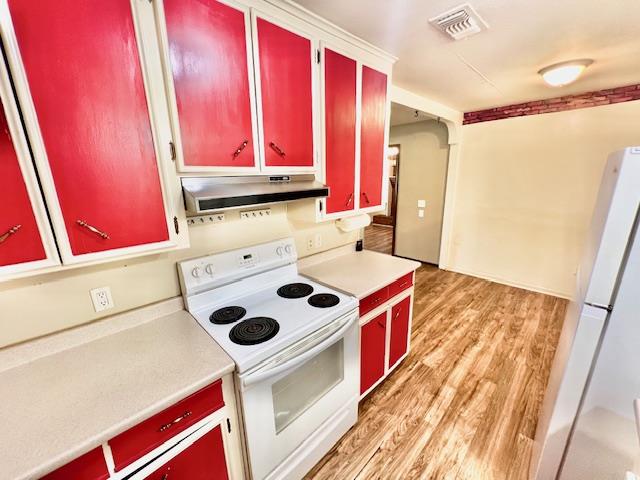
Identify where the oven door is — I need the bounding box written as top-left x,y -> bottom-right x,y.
238,309 -> 359,480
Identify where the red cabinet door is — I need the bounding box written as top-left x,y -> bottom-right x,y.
324,48 -> 357,214
360,312 -> 387,395
359,66 -> 388,209
164,0 -> 256,169
148,425 -> 229,480
9,0 -> 169,257
41,447 -> 109,480
389,296 -> 411,368
0,104 -> 46,268
256,17 -> 314,168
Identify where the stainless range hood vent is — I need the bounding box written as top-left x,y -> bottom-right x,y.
182,175 -> 328,214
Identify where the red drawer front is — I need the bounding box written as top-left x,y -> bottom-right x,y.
109,380 -> 224,471
389,296 -> 411,367
148,425 -> 229,480
360,312 -> 387,395
388,272 -> 414,299
41,447 -> 108,480
359,286 -> 389,316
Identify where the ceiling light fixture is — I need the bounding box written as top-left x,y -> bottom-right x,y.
538,59 -> 593,87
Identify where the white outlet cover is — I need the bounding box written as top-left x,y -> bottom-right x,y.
314,233 -> 322,248
90,286 -> 114,313
418,209 -> 425,218
417,199 -> 426,208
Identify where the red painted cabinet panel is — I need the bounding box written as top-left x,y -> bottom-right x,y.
148,425 -> 229,480
0,104 -> 46,268
360,312 -> 387,395
164,0 -> 255,168
110,380 -> 224,471
389,296 -> 411,368
256,18 -> 314,168
41,447 -> 109,480
359,66 -> 387,208
9,0 -> 169,256
324,48 -> 357,214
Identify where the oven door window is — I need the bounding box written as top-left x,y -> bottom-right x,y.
272,339 -> 344,434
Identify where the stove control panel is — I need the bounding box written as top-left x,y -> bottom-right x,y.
178,237 -> 298,296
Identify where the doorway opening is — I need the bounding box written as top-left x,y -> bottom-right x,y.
364,102 -> 450,265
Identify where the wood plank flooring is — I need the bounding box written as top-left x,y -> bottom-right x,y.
364,224 -> 394,255
306,226 -> 567,480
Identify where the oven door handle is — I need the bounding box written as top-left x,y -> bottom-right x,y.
242,313 -> 356,388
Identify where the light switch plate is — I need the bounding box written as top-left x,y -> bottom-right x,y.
417,199 -> 426,208
418,209 -> 425,218
90,286 -> 114,312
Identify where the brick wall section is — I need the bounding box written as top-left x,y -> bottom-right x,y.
463,84 -> 640,124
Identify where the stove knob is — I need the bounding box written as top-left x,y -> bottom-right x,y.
284,244 -> 293,255
276,246 -> 284,257
191,266 -> 202,278
204,264 -> 214,275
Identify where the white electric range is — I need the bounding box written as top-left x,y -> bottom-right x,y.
178,238 -> 359,480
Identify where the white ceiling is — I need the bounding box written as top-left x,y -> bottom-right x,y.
296,0 -> 640,112
390,103 -> 435,126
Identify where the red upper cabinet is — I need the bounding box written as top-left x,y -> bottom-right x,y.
161,0 -> 258,171
323,48 -> 357,215
6,0 -> 171,261
254,16 -> 315,170
0,53 -> 57,278
0,106 -> 46,269
359,65 -> 388,209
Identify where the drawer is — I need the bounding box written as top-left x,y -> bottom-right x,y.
359,285 -> 389,316
109,379 -> 224,471
388,272 -> 413,299
41,447 -> 109,480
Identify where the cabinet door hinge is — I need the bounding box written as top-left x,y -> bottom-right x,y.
173,216 -> 179,235
316,49 -> 321,64
169,141 -> 177,161
226,418 -> 232,433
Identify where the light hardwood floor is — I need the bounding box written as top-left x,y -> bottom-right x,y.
306,226 -> 567,480
363,224 -> 394,255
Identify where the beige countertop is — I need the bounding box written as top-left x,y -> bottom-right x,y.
300,247 -> 421,299
0,300 -> 234,480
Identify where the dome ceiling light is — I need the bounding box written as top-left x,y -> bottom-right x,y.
538,59 -> 593,87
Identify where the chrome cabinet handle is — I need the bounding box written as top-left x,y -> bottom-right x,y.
159,411 -> 192,432
76,220 -> 109,239
0,224 -> 21,244
269,142 -> 286,157
362,192 -> 371,204
393,308 -> 401,321
232,139 -> 249,158
346,193 -> 353,207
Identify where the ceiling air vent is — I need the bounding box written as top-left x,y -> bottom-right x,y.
429,3 -> 488,40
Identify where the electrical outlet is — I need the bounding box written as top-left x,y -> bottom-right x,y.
307,238 -> 314,250
314,233 -> 322,248
90,286 -> 114,313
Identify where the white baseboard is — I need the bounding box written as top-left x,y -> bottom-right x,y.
442,264 -> 573,300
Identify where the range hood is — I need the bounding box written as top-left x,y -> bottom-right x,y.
182,175 -> 329,214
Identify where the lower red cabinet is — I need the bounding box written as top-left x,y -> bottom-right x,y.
360,312 -> 387,395
389,296 -> 411,367
148,425 -> 229,480
40,447 -> 109,480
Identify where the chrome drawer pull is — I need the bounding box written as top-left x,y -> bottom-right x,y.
77,220 -> 109,239
0,224 -> 21,244
159,410 -> 192,432
232,139 -> 249,158
269,142 -> 286,157
346,193 -> 353,206
362,192 -> 371,204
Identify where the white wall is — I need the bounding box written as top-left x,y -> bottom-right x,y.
0,202 -> 356,348
447,100 -> 640,298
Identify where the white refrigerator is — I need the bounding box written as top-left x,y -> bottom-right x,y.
532,146 -> 640,480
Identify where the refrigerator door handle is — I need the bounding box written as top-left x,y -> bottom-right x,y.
585,301 -> 613,312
